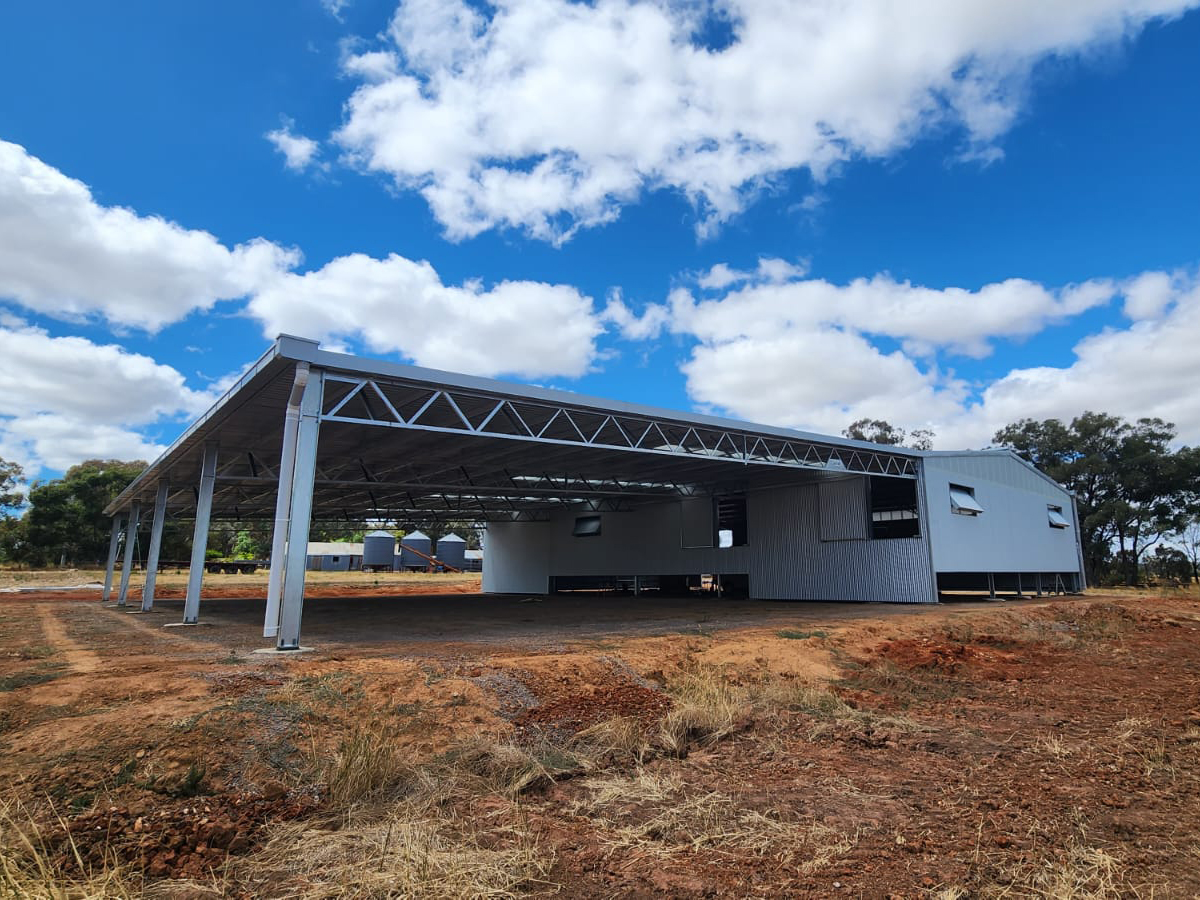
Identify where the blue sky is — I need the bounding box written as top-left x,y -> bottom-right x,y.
1,0 -> 1199,480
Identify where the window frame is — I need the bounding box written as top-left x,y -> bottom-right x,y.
1047,505 -> 1071,529
949,484 -> 984,516
572,514 -> 603,537
714,495 -> 748,548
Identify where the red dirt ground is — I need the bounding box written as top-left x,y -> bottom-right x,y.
1,583 -> 1198,896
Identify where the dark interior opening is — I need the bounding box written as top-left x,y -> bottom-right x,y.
715,495 -> 748,547
870,476 -> 920,539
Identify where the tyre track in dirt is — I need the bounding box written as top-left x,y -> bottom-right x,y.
95,603 -> 215,653
36,602 -> 101,675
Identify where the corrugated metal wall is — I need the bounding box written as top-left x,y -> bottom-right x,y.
922,454 -> 1082,575
750,483 -> 934,603
818,477 -> 870,541
484,480 -> 936,603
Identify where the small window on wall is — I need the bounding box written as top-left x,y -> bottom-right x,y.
573,515 -> 602,537
870,476 -> 920,539
949,484 -> 984,516
715,496 -> 747,548
331,556 -> 340,563
1048,505 -> 1071,528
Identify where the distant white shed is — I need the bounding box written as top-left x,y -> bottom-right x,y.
305,541 -> 363,572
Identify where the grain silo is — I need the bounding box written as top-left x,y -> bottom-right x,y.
399,530 -> 432,569
435,533 -> 467,570
362,530 -> 397,571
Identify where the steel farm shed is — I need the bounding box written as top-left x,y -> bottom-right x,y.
102,336 -> 1084,651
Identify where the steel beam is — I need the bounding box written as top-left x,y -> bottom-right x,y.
101,516 -> 124,602
317,375 -> 918,480
116,502 -> 142,607
182,443 -> 219,625
141,481 -> 170,611
276,371 -> 323,650
265,362 -> 309,638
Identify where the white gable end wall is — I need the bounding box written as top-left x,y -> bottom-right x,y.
922,454 -> 1081,575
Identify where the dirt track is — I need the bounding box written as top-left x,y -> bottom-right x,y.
1,582 -> 1198,896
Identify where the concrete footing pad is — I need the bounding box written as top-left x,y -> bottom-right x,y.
252,646 -> 316,655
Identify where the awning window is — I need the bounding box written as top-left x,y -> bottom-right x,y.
1048,506 -> 1071,528
949,485 -> 984,515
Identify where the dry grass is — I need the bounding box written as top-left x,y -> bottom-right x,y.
234,807 -> 553,899
1034,733 -> 1073,759
1112,718 -> 1176,780
0,798 -> 139,899
436,737 -> 567,796
571,775 -> 856,870
571,715 -> 651,766
748,673 -> 853,718
231,733 -> 561,897
656,664 -> 749,757
569,771 -> 683,813
320,724 -> 418,806
983,839 -> 1139,899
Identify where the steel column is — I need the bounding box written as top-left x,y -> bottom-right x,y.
182,443 -> 219,624
276,371 -> 323,650
116,502 -> 142,607
102,516 -> 124,602
264,362 -> 309,638
141,481 -> 170,611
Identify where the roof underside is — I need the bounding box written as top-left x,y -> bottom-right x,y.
107,337 -> 921,524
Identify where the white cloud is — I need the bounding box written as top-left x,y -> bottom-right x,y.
246,252 -> 604,378
667,267 -> 1200,448
601,289 -> 671,341
683,328 -> 968,438
322,0 -> 350,22
696,257 -> 809,291
0,140 -> 299,330
670,274 -> 1116,359
265,119 -> 325,172
0,324 -> 214,472
333,0 -> 1197,241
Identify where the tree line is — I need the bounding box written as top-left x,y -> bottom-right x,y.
0,459 -> 479,568
3,411 -> 1198,585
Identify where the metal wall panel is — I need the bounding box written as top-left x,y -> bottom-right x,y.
679,496 -> 714,548
482,522 -> 551,594
486,482 -> 936,603
818,477 -> 870,541
749,484 -> 934,603
921,454 -> 1082,574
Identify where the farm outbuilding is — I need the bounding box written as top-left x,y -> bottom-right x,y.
304,542 -> 363,572
102,336 -> 1084,650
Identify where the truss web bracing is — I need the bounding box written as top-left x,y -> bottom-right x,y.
317,373 -> 917,481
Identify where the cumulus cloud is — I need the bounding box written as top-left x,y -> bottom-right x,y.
0,140 -> 299,330
683,328 -> 969,437
667,267 -> 1200,447
671,274 -> 1115,359
696,257 -> 809,291
266,119 -> 325,172
333,0 -> 1197,241
246,252 -> 604,378
0,324 -> 215,472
